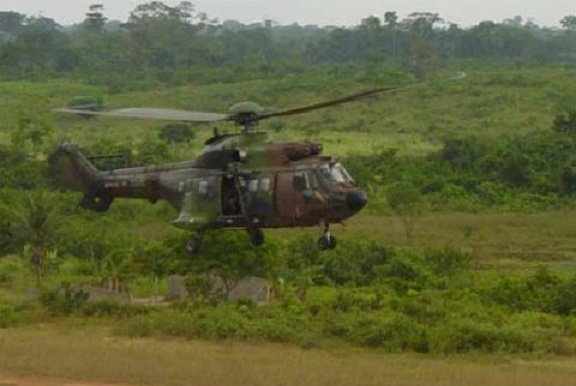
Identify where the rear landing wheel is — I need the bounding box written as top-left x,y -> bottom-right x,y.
185,232 -> 204,255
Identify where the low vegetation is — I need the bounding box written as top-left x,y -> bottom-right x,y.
2,7 -> 576,385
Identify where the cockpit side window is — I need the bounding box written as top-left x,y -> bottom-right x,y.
318,163 -> 353,184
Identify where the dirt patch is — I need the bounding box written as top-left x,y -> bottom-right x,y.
0,374 -> 132,386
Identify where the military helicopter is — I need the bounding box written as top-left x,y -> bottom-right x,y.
52,73 -> 465,253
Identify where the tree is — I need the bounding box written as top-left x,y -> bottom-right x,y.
384,11 -> 399,59
166,231 -> 280,297
0,208 -> 14,255
82,4 -> 107,33
11,95 -> 55,155
0,11 -> 25,39
58,219 -> 139,291
403,12 -> 443,78
7,192 -> 61,285
126,1 -> 204,70
387,184 -> 423,243
1,16 -> 66,77
136,240 -> 175,301
384,11 -> 398,27
360,16 -> 381,30
560,15 -> 576,30
158,123 -> 196,145
101,245 -> 135,292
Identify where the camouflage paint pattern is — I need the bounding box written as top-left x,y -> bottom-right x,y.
51,133 -> 367,231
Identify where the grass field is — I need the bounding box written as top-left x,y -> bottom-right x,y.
1,325 -> 576,386
238,209 -> 576,268
2,67 -> 575,158
3,67 -> 576,384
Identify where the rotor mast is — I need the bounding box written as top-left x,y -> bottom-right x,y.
228,102 -> 265,134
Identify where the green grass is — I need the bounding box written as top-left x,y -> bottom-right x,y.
1,66 -> 575,158
271,209 -> 576,266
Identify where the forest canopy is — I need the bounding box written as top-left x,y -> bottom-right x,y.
0,3 -> 575,89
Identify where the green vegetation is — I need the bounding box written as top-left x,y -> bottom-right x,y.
2,2 -> 576,364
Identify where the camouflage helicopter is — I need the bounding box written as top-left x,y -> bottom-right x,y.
52,73 -> 464,253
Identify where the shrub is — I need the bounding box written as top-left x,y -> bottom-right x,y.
81,300 -> 148,318
430,318 -> 539,354
0,256 -> 26,286
423,246 -> 474,275
158,123 -> 196,144
353,312 -> 429,353
552,109 -> 576,135
39,286 -> 90,316
0,303 -> 19,328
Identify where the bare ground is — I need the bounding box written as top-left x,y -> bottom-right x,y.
0,374 -> 130,386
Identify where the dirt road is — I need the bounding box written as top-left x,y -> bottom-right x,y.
0,374 -> 131,386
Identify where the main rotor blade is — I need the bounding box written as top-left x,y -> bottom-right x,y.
257,72 -> 467,121
54,107 -> 228,122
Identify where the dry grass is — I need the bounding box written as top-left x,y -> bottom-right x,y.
1,325 -> 576,386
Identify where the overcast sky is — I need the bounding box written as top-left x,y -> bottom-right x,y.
1,0 -> 574,28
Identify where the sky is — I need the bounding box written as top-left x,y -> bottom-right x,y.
1,0 -> 574,28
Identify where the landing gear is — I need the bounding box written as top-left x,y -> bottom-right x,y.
248,227 -> 264,246
185,231 -> 204,255
317,222 -> 337,251
80,193 -> 114,212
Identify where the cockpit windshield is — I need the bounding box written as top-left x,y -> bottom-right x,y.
317,163 -> 354,185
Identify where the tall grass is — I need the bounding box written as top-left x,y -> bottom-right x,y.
1,326 -> 575,386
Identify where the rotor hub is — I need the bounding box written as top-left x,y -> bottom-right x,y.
229,102 -> 265,132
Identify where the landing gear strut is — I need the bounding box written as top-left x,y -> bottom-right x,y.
80,193 -> 114,212
248,227 -> 264,246
317,222 -> 336,251
185,231 -> 204,255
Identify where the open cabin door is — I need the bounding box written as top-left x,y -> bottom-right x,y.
220,173 -> 276,219
242,173 -> 275,218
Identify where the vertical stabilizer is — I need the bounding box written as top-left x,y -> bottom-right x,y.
48,143 -> 99,191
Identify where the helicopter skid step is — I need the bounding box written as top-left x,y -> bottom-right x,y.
170,216 -> 209,230
215,215 -> 251,228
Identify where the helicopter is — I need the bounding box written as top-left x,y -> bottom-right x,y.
51,73 -> 465,254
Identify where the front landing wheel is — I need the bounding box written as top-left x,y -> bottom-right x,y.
317,235 -> 337,251
248,228 -> 264,246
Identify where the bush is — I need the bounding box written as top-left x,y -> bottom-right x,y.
66,95 -> 103,111
0,303 -> 19,328
39,286 -> 90,316
423,246 -> 474,275
158,123 -> 196,144
81,300 -> 148,318
430,318 -> 539,354
0,256 -> 26,286
354,312 -> 429,352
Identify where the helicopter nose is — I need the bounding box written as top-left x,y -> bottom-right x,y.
346,189 -> 367,211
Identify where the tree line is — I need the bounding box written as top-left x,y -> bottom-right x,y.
0,2 -> 575,90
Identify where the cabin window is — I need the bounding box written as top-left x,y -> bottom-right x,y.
259,178 -> 271,192
248,179 -> 259,192
198,180 -> 208,195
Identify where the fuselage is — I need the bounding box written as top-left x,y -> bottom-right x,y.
53,133 -> 367,230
